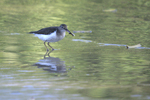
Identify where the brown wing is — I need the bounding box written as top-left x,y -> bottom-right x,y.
29,27 -> 58,35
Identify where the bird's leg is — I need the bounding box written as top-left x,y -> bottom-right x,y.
47,42 -> 54,50
44,41 -> 49,51
47,49 -> 54,57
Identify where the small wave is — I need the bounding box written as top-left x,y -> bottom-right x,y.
72,39 -> 92,43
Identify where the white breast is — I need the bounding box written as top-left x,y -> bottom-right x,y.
34,31 -> 66,42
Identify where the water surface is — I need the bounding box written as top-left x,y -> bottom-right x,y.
0,0 -> 150,100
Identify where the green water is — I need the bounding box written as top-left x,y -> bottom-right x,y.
0,0 -> 150,100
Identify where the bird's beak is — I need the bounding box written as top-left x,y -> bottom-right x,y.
69,32 -> 75,36
65,29 -> 75,36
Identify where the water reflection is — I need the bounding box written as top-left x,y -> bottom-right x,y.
34,51 -> 67,73
0,0 -> 150,99
44,49 -> 54,58
99,43 -> 150,49
72,39 -> 150,49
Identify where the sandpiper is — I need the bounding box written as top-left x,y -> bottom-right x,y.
29,24 -> 75,51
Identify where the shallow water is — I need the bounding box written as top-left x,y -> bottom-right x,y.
0,0 -> 150,100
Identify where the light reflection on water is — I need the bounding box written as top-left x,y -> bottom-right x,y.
73,38 -> 150,49
0,0 -> 150,100
0,33 -> 150,100
0,82 -> 92,100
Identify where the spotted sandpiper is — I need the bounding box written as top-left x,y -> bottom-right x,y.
29,24 -> 75,51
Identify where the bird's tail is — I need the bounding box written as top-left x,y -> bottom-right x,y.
28,31 -> 36,34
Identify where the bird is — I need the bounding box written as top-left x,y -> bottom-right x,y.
29,24 -> 75,51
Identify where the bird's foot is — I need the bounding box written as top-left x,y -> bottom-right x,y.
47,49 -> 50,51
52,48 -> 55,51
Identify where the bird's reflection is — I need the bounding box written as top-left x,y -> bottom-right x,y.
44,49 -> 54,58
34,50 -> 67,73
